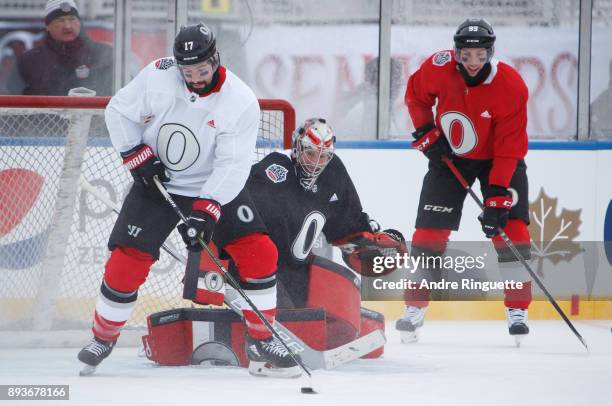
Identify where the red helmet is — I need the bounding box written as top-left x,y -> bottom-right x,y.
291,118 -> 335,190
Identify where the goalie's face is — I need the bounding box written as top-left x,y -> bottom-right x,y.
293,119 -> 335,190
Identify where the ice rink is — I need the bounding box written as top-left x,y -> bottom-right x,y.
1,320 -> 610,406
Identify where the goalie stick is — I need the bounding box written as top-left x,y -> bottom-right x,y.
79,175 -> 386,370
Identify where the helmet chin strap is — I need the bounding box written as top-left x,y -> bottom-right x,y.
456,62 -> 491,87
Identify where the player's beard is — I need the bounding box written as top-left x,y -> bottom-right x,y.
185,70 -> 219,95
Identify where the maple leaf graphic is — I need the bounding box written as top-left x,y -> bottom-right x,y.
529,188 -> 583,276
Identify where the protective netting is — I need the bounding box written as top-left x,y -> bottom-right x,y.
0,99 -> 293,332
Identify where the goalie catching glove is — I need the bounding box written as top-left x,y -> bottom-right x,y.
335,229 -> 407,276
177,198 -> 221,250
121,143 -> 169,189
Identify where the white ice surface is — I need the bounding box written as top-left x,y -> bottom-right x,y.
1,320 -> 610,406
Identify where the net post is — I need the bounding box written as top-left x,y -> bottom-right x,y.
31,88 -> 97,330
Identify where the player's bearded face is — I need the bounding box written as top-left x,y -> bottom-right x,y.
458,48 -> 488,77
179,61 -> 215,89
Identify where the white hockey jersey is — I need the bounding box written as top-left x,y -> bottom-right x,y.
105,58 -> 260,205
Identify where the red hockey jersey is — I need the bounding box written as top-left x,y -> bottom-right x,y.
405,50 -> 529,188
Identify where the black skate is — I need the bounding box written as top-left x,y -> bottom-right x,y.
505,307 -> 529,347
78,336 -> 116,376
395,306 -> 427,343
245,334 -> 301,378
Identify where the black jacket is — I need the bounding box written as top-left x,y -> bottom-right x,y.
8,32 -> 113,96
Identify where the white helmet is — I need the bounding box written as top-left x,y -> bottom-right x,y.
291,118 -> 335,190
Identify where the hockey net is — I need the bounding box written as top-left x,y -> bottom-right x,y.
0,95 -> 294,343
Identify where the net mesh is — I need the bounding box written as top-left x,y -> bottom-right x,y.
0,99 -> 293,332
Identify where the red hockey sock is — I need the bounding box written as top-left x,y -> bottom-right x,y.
92,310 -> 126,342
504,281 -> 532,309
243,308 -> 276,340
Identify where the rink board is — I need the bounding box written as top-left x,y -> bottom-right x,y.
2,141 -> 612,321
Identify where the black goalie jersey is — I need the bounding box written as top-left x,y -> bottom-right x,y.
213,150 -> 371,273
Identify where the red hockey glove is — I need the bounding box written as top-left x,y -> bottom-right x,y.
177,198 -> 221,250
121,143 -> 169,189
479,185 -> 512,238
411,123 -> 453,163
336,229 -> 407,276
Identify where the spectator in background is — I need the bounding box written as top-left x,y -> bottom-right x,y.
591,60 -> 612,139
337,57 -> 407,140
7,0 -> 113,96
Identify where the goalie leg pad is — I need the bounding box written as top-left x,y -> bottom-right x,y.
307,255 -> 361,348
359,307 -> 385,359
142,308 -> 242,366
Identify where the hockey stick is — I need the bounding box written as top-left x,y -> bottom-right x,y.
151,177 -> 317,387
441,156 -> 588,350
79,175 -> 386,370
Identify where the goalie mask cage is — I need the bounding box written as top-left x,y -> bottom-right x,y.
0,95 -> 294,343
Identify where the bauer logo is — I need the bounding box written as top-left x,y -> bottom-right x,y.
0,168 -> 49,269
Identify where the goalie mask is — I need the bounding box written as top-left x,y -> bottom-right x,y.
291,118 -> 336,191
173,22 -> 220,94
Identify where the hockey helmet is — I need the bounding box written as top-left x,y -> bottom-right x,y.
173,22 -> 219,67
453,18 -> 496,63
291,118 -> 336,190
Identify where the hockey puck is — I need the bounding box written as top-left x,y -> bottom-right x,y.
301,387 -> 316,394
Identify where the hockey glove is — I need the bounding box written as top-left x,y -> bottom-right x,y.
479,185 -> 513,238
411,123 -> 453,163
336,229 -> 407,276
177,198 -> 221,251
121,143 -> 169,189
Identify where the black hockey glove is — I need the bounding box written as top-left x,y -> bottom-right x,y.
121,143 -> 169,189
411,123 -> 453,163
177,198 -> 221,250
479,185 -> 513,238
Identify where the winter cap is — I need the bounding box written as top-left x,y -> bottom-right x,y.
45,0 -> 79,25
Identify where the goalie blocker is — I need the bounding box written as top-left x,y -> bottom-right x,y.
143,255 -> 384,366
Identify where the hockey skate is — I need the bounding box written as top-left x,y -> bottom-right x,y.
395,306 -> 427,343
245,334 -> 302,378
77,336 -> 116,376
505,307 -> 529,347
